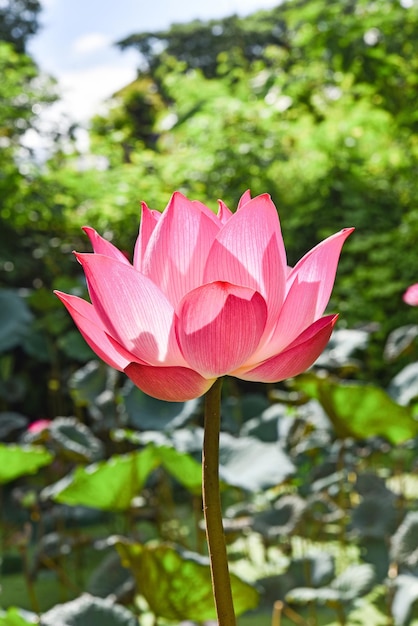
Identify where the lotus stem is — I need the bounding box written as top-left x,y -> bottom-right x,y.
202,377 -> 236,626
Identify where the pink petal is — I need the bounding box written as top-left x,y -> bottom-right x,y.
176,281 -> 268,378
237,314 -> 338,382
133,203 -> 161,271
125,362 -> 214,401
287,228 -> 354,318
217,200 -> 233,225
237,189 -> 252,209
54,291 -> 131,370
75,254 -> 184,366
253,277 -> 321,361
403,283 -> 418,306
204,194 -> 287,331
82,227 -> 130,264
141,192 -> 220,306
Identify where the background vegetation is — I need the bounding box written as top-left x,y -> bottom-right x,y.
2,0 -> 418,624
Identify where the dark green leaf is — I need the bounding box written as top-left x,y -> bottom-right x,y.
384,325 -> 418,362
391,574 -> 418,626
0,289 -> 33,353
49,417 -> 105,462
391,511 -> 418,568
41,594 -> 137,626
122,380 -> 199,431
389,363 -> 418,406
0,411 -> 28,439
219,433 -> 295,491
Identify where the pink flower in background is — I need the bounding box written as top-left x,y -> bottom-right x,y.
403,283 -> 418,307
28,419 -> 51,433
55,192 -> 353,401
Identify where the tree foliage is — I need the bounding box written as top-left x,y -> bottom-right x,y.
75,0 -> 418,340
0,0 -> 41,52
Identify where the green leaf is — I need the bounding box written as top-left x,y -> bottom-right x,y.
0,289 -> 33,353
331,564 -> 375,601
0,608 -> 37,625
389,363 -> 418,406
391,575 -> 418,626
351,495 -> 398,539
41,594 -> 137,626
294,374 -> 418,444
58,330 -> 96,362
122,381 -> 199,431
252,495 -> 306,539
286,564 -> 375,607
69,361 -> 116,407
219,433 -> 295,491
157,445 -> 203,495
87,551 -> 134,600
391,511 -> 418,568
384,325 -> 418,362
115,540 -> 259,621
43,447 -> 159,511
0,411 -> 28,438
49,417 -> 105,463
0,443 -> 53,484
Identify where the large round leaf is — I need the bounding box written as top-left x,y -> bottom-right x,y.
49,417 -> 104,462
389,362 -> 418,406
391,511 -> 418,568
41,594 -> 137,626
294,373 -> 418,444
0,289 -> 33,353
0,412 -> 28,439
391,575 -> 418,626
122,380 -> 199,431
0,443 -> 53,484
219,433 -> 295,491
115,540 -> 259,621
42,447 -> 159,511
43,444 -> 204,510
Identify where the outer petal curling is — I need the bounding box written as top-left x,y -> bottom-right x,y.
125,362 -> 214,402
133,202 -> 161,271
82,227 -> 130,264
54,291 -> 131,371
237,189 -> 252,209
141,192 -> 220,306
287,228 -> 354,317
217,200 -> 233,225
237,314 -> 338,382
204,194 -> 287,332
176,281 -> 268,378
75,253 -> 184,366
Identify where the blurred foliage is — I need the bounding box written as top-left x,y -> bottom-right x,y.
0,0 -> 41,53
52,0 -> 418,346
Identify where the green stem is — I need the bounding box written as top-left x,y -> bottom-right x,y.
202,378 -> 236,626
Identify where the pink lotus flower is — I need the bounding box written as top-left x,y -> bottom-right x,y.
403,283 -> 418,306
55,192 -> 353,401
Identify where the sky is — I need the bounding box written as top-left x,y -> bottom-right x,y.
28,0 -> 280,125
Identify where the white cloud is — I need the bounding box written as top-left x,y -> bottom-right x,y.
57,62 -> 137,120
72,32 -> 112,56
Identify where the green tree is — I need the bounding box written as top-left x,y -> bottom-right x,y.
0,0 -> 41,52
